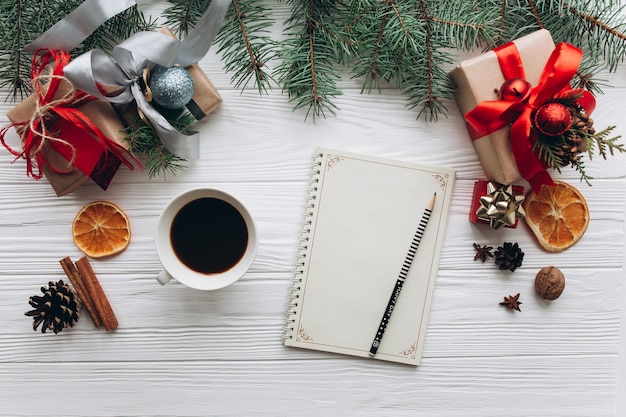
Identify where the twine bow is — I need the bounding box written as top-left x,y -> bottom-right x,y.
464,41 -> 596,193
0,49 -> 135,180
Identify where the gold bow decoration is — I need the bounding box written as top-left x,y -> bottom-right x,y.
476,182 -> 526,229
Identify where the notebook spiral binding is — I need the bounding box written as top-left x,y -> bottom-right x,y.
282,152 -> 324,340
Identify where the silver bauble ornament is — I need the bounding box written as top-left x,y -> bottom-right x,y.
149,66 -> 194,109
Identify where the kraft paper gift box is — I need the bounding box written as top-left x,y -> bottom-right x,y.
7,77 -> 130,196
449,29 -> 556,186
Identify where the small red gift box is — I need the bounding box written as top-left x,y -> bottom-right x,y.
4,51 -> 134,196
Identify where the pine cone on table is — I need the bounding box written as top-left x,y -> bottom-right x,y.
494,242 -> 524,272
25,280 -> 80,334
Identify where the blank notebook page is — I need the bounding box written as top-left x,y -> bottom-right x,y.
284,148 -> 455,365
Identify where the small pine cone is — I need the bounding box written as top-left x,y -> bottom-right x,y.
552,107 -> 593,167
572,110 -> 594,145
494,242 -> 524,272
25,280 -> 80,334
558,133 -> 585,166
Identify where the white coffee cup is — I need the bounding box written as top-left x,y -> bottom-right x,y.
155,188 -> 257,290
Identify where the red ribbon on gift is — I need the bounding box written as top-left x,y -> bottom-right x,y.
1,49 -> 137,181
464,41 -> 596,193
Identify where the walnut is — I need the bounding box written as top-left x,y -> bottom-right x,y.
535,266 -> 565,300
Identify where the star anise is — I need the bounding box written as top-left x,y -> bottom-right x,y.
473,243 -> 493,262
499,293 -> 522,312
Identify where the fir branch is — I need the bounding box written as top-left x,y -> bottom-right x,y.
216,0 -> 278,94
0,1 -> 151,100
348,0 -> 418,92
164,0 -> 277,94
570,159 -> 593,186
401,0 -> 460,121
0,0 -> 30,100
533,135 -> 567,170
0,0 -> 83,100
75,7 -> 156,55
125,113 -> 195,179
415,0 -> 437,119
162,0 -> 210,36
430,0 -> 500,50
527,0 -> 544,29
564,1 -> 626,72
277,0 -> 351,121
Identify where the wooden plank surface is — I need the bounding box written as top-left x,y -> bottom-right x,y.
0,2 -> 625,416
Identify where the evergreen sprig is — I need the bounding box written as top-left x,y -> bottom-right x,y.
162,0 -> 211,36
163,0 -> 277,94
3,0 -> 626,121
216,0 -> 278,94
585,125 -> 625,160
0,0 -> 80,100
533,134 -> 566,172
125,112 -> 196,179
0,1 -> 152,100
275,0 -> 352,121
347,1 -> 501,121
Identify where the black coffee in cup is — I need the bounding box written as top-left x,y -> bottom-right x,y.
170,197 -> 248,274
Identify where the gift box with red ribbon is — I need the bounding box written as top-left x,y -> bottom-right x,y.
450,30 -> 596,193
2,50 -> 137,196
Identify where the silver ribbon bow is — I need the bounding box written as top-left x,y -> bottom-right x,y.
26,0 -> 232,159
476,182 -> 526,230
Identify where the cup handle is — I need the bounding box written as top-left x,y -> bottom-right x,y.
156,270 -> 172,285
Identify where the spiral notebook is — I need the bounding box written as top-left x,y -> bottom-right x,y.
283,148 -> 455,365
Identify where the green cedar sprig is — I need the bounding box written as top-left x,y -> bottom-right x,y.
586,125 -> 625,160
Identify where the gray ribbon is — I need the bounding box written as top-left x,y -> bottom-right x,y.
27,0 -> 232,159
25,0 -> 149,53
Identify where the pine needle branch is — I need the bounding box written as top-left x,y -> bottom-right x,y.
563,1 -> 626,72
533,136 -> 566,171
125,112 -> 195,179
216,0 -> 278,94
276,0 -> 350,121
162,0 -> 210,36
0,1 -> 152,101
570,159 -> 593,186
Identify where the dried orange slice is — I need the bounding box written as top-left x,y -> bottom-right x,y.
523,181 -> 589,252
72,201 -> 131,258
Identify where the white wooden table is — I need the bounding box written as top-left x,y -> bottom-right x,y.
1,3 -> 625,416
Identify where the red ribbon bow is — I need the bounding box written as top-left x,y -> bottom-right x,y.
1,49 -> 137,181
464,41 -> 595,193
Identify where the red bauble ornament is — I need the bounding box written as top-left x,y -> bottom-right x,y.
499,78 -> 532,102
533,102 -> 573,136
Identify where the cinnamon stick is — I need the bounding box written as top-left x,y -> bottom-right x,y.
59,256 -> 101,328
75,257 -> 118,331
